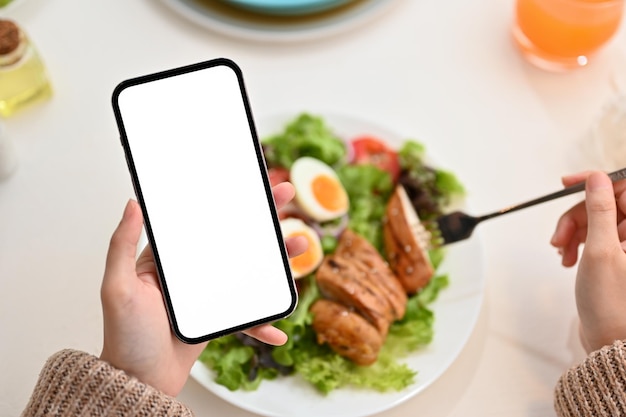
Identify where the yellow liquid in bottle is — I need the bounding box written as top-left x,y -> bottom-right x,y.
0,41 -> 52,117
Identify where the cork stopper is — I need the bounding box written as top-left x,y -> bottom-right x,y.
0,19 -> 20,56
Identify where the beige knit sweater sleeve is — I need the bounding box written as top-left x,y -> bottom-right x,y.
21,349 -> 194,417
555,340 -> 626,417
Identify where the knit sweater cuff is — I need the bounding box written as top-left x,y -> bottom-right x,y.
554,340 -> 626,417
21,349 -> 194,417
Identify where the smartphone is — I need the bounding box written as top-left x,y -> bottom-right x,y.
111,58 -> 297,344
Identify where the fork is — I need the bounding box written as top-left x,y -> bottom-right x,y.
434,167 -> 626,246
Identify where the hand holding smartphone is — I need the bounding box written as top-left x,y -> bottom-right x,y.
112,58 -> 297,343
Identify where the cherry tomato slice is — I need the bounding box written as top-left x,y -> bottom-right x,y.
350,136 -> 400,182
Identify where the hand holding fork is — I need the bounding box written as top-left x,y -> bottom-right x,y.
434,167 -> 626,245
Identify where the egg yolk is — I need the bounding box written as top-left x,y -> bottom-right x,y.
311,174 -> 347,212
288,231 -> 319,274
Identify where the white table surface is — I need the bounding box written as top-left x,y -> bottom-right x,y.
1,0 -> 625,416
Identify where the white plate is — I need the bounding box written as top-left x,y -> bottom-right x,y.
159,0 -> 399,43
190,112 -> 486,417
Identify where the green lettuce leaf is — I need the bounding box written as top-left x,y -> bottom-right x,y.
337,164 -> 394,253
262,113 -> 347,169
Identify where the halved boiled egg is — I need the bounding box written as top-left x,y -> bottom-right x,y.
280,217 -> 324,279
290,156 -> 349,222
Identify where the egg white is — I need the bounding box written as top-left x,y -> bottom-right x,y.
280,217 -> 324,279
290,156 -> 349,222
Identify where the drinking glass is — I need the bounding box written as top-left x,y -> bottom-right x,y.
512,0 -> 625,71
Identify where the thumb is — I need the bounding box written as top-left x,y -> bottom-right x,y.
585,172 -> 619,246
103,200 -> 144,288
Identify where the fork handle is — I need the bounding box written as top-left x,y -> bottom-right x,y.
479,167 -> 626,221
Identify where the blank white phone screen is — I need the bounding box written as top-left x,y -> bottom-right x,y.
116,62 -> 295,341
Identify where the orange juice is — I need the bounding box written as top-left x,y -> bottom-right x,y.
513,0 -> 624,71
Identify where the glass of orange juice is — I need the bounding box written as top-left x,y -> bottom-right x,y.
513,0 -> 625,71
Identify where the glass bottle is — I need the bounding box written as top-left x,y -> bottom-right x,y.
0,19 -> 52,117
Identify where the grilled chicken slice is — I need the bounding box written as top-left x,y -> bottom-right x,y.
315,255 -> 394,337
383,185 -> 434,294
310,299 -> 383,366
334,229 -> 407,320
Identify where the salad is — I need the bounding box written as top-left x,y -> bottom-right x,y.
199,113 -> 464,394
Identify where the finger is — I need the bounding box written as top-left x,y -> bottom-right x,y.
615,177 -> 626,196
136,243 -> 153,264
551,213 -> 576,248
618,186 -> 626,217
563,171 -> 626,192
561,171 -> 592,187
619,220 -> 626,243
272,182 -> 296,209
103,200 -> 144,289
243,324 -> 288,346
285,235 -> 308,258
550,201 -> 586,247
135,244 -> 160,288
551,199 -> 589,266
584,172 -> 620,247
562,234 -> 582,267
615,174 -> 626,189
